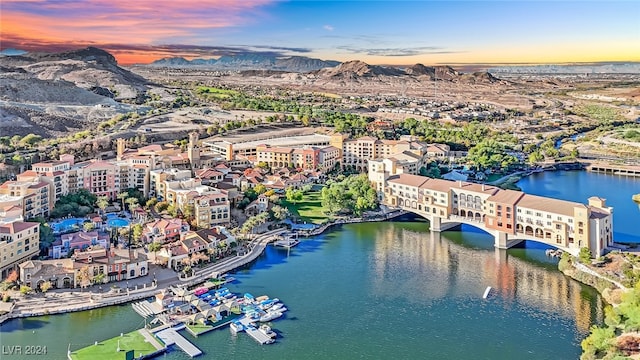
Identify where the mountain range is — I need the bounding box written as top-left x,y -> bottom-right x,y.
0,47 -> 505,138
149,54 -> 340,72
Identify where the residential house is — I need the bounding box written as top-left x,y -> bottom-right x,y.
50,230 -> 110,259
142,218 -> 190,244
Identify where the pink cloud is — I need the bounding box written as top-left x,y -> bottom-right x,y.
1,0 -> 275,49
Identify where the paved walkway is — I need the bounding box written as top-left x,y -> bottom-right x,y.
139,328 -> 165,351
3,229 -> 286,322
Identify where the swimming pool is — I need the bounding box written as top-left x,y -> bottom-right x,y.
107,218 -> 130,228
51,218 -> 84,233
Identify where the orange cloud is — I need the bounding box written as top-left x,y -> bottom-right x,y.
0,0 -> 275,62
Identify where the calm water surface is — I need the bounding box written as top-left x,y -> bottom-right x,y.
1,222 -> 603,360
517,170 -> 640,243
4,170 -> 633,360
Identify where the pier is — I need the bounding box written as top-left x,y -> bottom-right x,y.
245,325 -> 274,344
155,328 -> 203,358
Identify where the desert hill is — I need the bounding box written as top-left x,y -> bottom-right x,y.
315,60 -> 405,78
1,47 -> 148,100
0,47 -> 141,138
150,53 -> 340,73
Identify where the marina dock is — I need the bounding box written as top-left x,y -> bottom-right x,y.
237,316 -> 275,345
245,325 -> 274,344
155,328 -> 202,358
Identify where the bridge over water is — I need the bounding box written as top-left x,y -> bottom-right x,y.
390,205 -> 577,256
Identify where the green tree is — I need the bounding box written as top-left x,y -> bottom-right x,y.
131,224 -> 144,244
579,247 -> 592,263
270,205 -> 290,221
40,281 -> 52,293
125,197 -> 139,214
148,241 -> 162,263
254,183 -> 267,195
93,272 -> 106,285
76,266 -> 92,290
83,222 -> 95,232
19,133 -> 43,148
145,197 -> 158,209
96,196 -> 109,215
286,187 -> 304,204
581,326 -> 614,359
155,201 -> 169,213
20,285 -> 32,295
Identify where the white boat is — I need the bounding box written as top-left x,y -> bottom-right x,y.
483,286 -> 492,299
259,324 -> 277,339
259,310 -> 284,322
259,298 -> 280,310
230,321 -> 245,334
270,303 -> 285,312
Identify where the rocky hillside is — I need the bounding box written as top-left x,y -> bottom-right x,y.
313,61 -> 501,84
0,47 -> 148,100
0,47 -> 141,138
315,60 -> 405,78
149,54 -> 339,72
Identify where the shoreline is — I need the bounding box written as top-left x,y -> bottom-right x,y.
0,211 -> 408,324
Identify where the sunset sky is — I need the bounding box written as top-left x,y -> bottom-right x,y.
1,0 -> 639,65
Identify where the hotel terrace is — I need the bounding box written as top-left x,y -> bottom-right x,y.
370,170 -> 613,256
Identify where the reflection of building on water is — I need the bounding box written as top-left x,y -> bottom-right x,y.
370,223 -> 602,332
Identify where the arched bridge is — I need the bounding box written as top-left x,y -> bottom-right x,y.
390,205 -> 577,256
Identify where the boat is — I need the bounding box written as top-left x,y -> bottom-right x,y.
259,310 -> 284,322
230,321 -> 245,334
259,298 -> 280,310
194,287 -> 208,296
259,324 -> 277,339
633,193 -> 640,203
483,286 -> 492,299
270,303 -> 285,312
255,295 -> 269,303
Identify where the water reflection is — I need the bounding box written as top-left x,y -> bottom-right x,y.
370,223 -> 604,333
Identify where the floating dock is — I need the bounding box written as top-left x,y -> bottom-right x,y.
155,328 -> 202,358
245,325 -> 274,345
236,316 -> 273,344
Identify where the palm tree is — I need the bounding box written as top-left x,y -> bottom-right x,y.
148,242 -> 162,264
117,192 -> 128,212
125,197 -> 139,215
96,196 -> 109,215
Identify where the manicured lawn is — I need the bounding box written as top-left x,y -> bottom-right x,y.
186,322 -> 214,335
70,330 -> 159,360
282,190 -> 330,224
